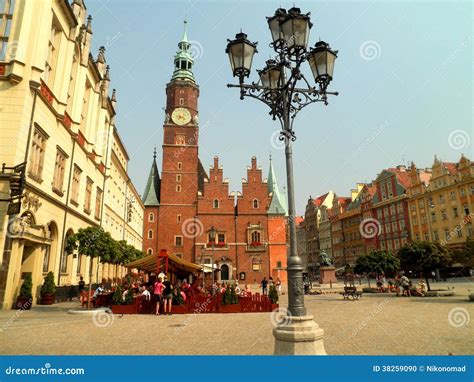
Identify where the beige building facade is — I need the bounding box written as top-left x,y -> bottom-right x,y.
0,0 -> 143,309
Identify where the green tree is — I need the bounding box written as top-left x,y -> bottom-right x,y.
66,227 -> 116,308
398,241 -> 452,291
452,237 -> 474,269
18,273 -> 33,299
354,251 -> 400,286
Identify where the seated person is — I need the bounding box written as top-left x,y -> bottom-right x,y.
93,284 -> 104,298
416,280 -> 427,296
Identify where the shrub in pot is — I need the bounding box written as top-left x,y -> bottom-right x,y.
269,284 -> 279,310
16,274 -> 33,310
40,272 -> 56,305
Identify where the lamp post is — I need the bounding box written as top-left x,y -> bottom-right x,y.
226,7 -> 338,355
209,226 -> 217,292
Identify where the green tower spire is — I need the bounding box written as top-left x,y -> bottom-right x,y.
171,19 -> 195,82
267,154 -> 288,216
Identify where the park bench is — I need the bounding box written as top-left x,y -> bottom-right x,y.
340,286 -> 362,300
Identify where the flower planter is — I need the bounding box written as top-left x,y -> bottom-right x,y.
271,303 -> 279,311
219,303 -> 241,313
171,304 -> 189,314
110,304 -> 137,314
16,297 -> 32,310
40,293 -> 55,305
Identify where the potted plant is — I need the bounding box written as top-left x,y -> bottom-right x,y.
110,286 -> 137,314
16,274 -> 33,310
40,272 -> 56,305
268,284 -> 279,311
220,285 -> 241,313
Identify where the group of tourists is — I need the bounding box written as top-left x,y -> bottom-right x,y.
374,273 -> 427,296
260,277 -> 282,295
152,273 -> 175,315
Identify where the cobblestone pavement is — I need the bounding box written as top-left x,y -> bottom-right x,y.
1,280 -> 473,355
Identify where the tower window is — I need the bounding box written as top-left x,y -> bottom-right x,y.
176,174 -> 182,182
177,214 -> 181,223
213,199 -> 219,208
147,248 -> 153,255
179,98 -> 184,105
175,236 -> 183,247
253,199 -> 259,209
148,230 -> 153,239
176,185 -> 181,192
177,162 -> 182,170
180,61 -> 186,70
149,213 -> 154,222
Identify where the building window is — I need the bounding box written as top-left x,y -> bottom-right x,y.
81,80 -> 92,134
70,165 -> 81,205
459,188 -> 466,197
239,272 -> 246,280
217,233 -> 225,244
149,213 -> 154,222
176,174 -> 182,182
147,248 -> 153,255
177,214 -> 181,223
44,21 -> 61,85
464,205 -> 470,216
433,230 -> 439,241
439,194 -> 445,203
418,200 -> 424,209
76,255 -> 82,275
179,98 -> 184,105
148,230 -> 153,239
253,199 -> 259,209
276,261 -> 282,268
95,187 -> 103,220
175,236 -> 183,247
213,199 -> 219,208
444,229 -> 450,241
377,209 -> 382,219
177,162 -> 182,170
176,185 -> 181,192
431,212 -> 436,223
456,228 -> 463,238
66,53 -> 79,113
52,148 -> 67,195
450,191 -> 456,200
467,225 -> 473,237
251,231 -> 261,244
423,232 -> 429,241
0,0 -> 15,61
42,246 -> 50,273
28,127 -> 48,181
84,177 -> 93,213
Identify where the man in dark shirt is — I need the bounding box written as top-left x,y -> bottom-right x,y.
261,277 -> 268,295
163,277 -> 173,315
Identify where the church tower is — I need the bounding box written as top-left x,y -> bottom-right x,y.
157,21 -> 201,261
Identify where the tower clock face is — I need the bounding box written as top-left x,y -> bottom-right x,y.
171,107 -> 191,126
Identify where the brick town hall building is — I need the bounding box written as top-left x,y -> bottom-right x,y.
141,25 -> 288,284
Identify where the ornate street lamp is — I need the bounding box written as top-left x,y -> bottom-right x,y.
226,7 -> 338,355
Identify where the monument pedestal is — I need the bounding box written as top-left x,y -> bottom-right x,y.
319,266 -> 337,284
273,315 -> 326,355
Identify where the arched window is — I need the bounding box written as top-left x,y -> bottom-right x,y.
148,230 -> 153,239
253,199 -> 259,208
148,213 -> 154,222
251,231 -> 261,243
213,199 -> 219,208
147,248 -> 153,255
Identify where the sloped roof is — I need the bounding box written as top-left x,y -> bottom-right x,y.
443,162 -> 458,176
198,158 -> 209,194
313,192 -> 329,207
142,157 -> 161,206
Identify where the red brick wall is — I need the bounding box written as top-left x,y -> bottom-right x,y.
142,206 -> 159,254
268,215 -> 288,283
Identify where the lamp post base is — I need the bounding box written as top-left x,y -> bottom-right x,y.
273,315 -> 326,355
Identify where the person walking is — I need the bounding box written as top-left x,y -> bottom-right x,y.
163,276 -> 174,315
153,277 -> 164,315
261,277 -> 268,295
400,274 -> 411,297
78,276 -> 85,302
276,277 -> 282,296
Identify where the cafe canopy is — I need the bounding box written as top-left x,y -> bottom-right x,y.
125,249 -> 202,277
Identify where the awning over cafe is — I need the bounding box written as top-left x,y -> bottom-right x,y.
125,250 -> 202,274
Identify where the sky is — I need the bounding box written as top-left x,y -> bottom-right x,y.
84,0 -> 473,215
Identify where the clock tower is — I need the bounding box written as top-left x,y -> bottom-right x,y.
157,21 -> 201,261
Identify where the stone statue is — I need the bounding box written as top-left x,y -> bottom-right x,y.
193,114 -> 199,126
319,250 -> 333,267
164,113 -> 170,124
